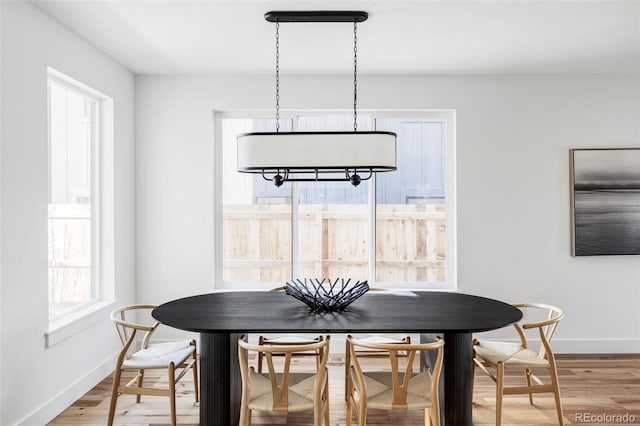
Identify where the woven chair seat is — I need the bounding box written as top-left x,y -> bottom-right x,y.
248,371 -> 318,411
474,340 -> 550,368
123,340 -> 194,369
261,336 -> 322,344
356,371 -> 434,410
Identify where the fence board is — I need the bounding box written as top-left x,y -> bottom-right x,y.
223,204 -> 446,284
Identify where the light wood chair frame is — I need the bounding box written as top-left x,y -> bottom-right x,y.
108,304 -> 199,426
343,287 -> 412,400
238,335 -> 331,426
344,334 -> 412,400
256,287 -> 324,373
346,335 -> 444,426
473,302 -> 565,426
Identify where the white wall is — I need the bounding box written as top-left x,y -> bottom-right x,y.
0,2 -> 135,425
0,1 -> 3,422
136,74 -> 640,351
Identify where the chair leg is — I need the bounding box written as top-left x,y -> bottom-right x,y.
471,358 -> 477,403
496,362 -> 504,426
316,343 -> 323,372
107,367 -> 122,426
550,365 -> 565,425
314,387 -> 327,426
358,405 -> 366,426
257,336 -> 264,373
346,398 -> 353,426
524,368 -> 534,405
239,407 -> 251,426
136,369 -> 145,403
424,408 -> 431,426
168,362 -> 177,426
431,399 -> 440,426
344,340 -> 351,401
314,404 -> 321,426
324,378 -> 331,426
324,400 -> 331,426
191,344 -> 200,402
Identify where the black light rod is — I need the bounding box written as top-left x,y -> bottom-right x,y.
264,11 -> 368,23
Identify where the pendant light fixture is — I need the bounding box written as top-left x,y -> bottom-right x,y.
237,11 -> 397,187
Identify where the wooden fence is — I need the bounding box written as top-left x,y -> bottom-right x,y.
48,203 -> 92,314
223,204 -> 446,284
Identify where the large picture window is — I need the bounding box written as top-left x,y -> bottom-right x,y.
216,112 -> 455,289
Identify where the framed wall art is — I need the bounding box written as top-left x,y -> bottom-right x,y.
570,148 -> 640,256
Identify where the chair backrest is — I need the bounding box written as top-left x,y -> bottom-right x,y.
238,335 -> 330,411
110,305 -> 159,360
347,335 -> 444,409
512,303 -> 564,359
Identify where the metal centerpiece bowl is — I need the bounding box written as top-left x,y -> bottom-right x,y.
283,278 -> 369,313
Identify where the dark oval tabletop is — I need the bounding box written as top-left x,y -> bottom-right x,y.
152,291 -> 522,334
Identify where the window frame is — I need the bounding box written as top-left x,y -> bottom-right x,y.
46,68 -> 116,343
213,110 -> 456,291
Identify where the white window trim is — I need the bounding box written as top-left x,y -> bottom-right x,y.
46,67 -> 116,344
45,300 -> 117,347
371,110 -> 457,291
213,110 -> 457,291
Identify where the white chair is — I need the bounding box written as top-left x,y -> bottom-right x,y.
108,305 -> 199,426
346,335 -> 444,426
473,303 -> 565,425
238,335 -> 331,426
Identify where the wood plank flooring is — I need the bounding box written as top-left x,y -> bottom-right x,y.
49,353 -> 640,425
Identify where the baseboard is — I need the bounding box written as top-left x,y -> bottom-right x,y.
551,338 -> 640,354
17,352 -> 118,426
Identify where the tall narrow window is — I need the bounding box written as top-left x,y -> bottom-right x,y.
48,74 -> 99,319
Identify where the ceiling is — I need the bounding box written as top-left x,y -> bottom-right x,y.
31,0 -> 640,75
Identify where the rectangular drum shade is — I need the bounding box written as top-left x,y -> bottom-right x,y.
237,131 -> 397,172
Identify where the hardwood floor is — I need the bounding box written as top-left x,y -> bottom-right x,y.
50,353 -> 640,425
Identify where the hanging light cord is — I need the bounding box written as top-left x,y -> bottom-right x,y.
275,20 -> 280,133
276,19 -> 356,133
353,20 -> 358,132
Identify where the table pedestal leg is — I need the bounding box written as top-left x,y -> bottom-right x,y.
444,332 -> 473,426
200,333 -> 242,425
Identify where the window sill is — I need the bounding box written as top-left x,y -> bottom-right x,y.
45,300 -> 117,348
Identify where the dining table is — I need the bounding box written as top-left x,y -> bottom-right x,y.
152,290 -> 522,426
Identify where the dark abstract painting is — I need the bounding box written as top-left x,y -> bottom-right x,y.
570,148 -> 640,256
